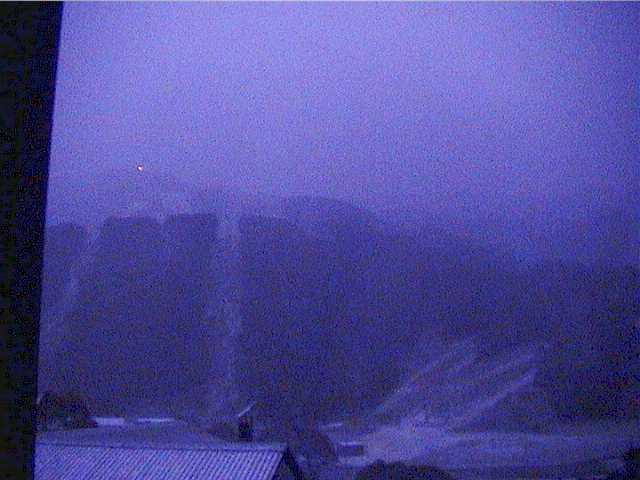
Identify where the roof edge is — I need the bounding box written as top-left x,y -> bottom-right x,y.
36,439 -> 288,453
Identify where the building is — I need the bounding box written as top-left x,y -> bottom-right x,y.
35,438 -> 306,480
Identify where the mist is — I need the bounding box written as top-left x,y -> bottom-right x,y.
37,3 -> 640,480
47,2 -> 639,266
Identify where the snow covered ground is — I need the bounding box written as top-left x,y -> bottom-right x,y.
340,419 -> 638,468
321,337 -> 640,479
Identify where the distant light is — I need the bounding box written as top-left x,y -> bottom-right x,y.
136,164 -> 144,172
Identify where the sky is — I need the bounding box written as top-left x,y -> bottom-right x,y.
47,2 -> 639,265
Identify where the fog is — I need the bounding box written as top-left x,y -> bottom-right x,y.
38,3 -> 640,479
47,2 -> 639,265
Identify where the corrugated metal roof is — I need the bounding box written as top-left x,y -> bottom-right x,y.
35,440 -> 287,480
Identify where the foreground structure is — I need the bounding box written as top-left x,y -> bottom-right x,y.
35,438 -> 305,480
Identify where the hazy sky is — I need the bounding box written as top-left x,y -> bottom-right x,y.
48,2 -> 639,264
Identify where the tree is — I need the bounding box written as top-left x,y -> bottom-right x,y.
37,391 -> 97,431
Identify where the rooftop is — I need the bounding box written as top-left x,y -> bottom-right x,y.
35,436 -> 288,480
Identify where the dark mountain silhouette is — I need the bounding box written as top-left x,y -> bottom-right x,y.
44,214 -> 218,416
39,186 -> 640,427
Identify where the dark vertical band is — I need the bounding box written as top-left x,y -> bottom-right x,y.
0,3 -> 63,480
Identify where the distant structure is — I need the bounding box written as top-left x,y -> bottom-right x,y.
206,402 -> 257,444
35,439 -> 307,480
237,402 -> 256,442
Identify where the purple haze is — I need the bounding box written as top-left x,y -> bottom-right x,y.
47,2 -> 639,265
